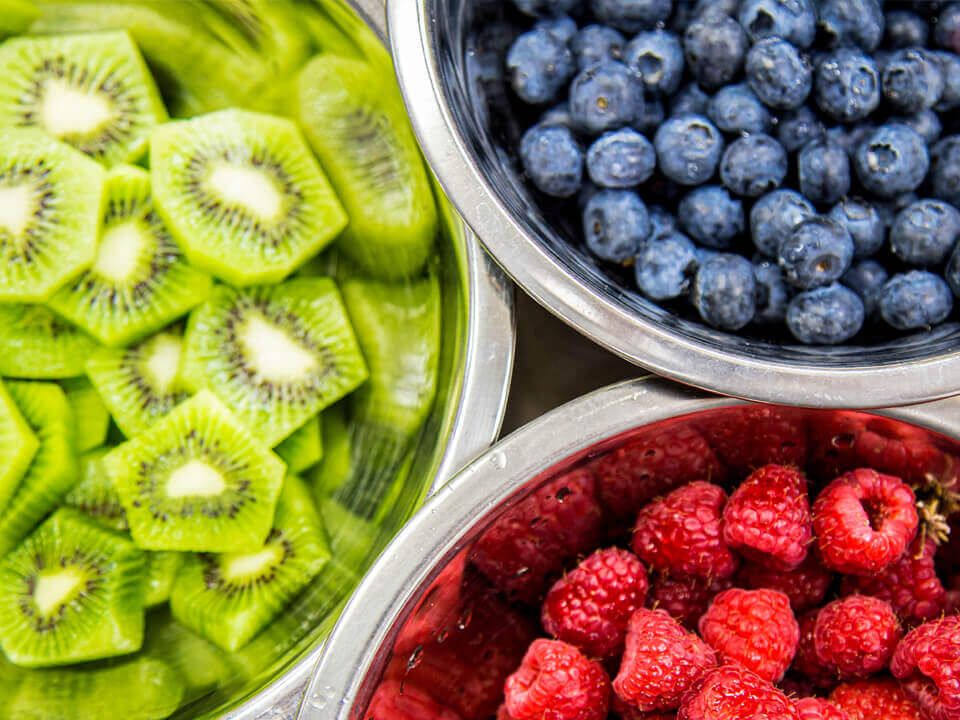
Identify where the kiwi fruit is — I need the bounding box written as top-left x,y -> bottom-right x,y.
319,496 -> 378,572
0,381 -> 78,557
0,379 -> 39,512
149,109 -> 348,286
0,507 -> 145,667
170,474 -> 329,652
103,390 -> 285,553
295,54 -> 438,279
206,0 -> 312,76
180,278 -> 369,447
60,378 -> 108,452
274,413 -> 322,474
0,128 -> 105,301
310,400 -> 350,502
289,0 -> 363,58
48,165 -> 213,347
0,305 -> 99,378
84,329 -> 189,438
144,551 -> 182,607
63,448 -> 127,532
0,0 -> 39,38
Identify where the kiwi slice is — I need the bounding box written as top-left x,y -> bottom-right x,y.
290,0 -> 364,58
60,378 -> 108,453
180,278 -> 368,447
144,551 -> 182,607
48,165 -> 213,347
0,381 -> 78,557
150,109 -> 348,286
206,0 -> 312,74
0,128 -> 105,301
0,305 -> 99,379
103,390 -> 285,553
84,329 -> 189,438
170,474 -> 330,652
0,0 -> 39,37
274,414 -> 322,474
63,448 -> 126,532
295,54 -> 438,279
319,496 -> 378,571
0,507 -> 145,667
0,379 -> 39,513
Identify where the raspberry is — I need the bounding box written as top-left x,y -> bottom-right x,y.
471,469 -> 604,603
504,639 -> 610,720
722,464 -> 813,571
497,706 -> 515,720
841,537 -> 946,625
793,610 -> 838,689
366,680 -> 464,720
737,554 -> 833,613
646,572 -> 733,628
613,608 -> 717,712
814,595 -> 901,680
697,405 -> 808,476
677,664 -> 800,720
698,588 -> 799,683
891,615 -> 960,720
395,552 -> 467,655
795,697 -> 852,720
632,482 -> 737,580
611,697 -> 676,720
812,468 -> 919,576
830,679 -> 924,720
591,424 -> 727,520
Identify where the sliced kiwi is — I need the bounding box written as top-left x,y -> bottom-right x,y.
0,379 -> 38,513
180,278 -> 368,447
60,378 -> 108,452
144,551 -> 183,607
48,165 -> 212,347
0,128 -> 105,301
295,54 -> 438,279
170,474 -> 330,651
103,390 -> 285,553
150,109 -> 347,286
310,400 -> 351,503
0,381 -> 78,557
319,496 -> 378,571
274,414 -> 322,474
289,0 -> 364,58
84,329 -> 189,438
0,0 -> 39,37
63,448 -> 127,532
0,31 -> 168,167
0,507 -> 145,667
206,0 -> 312,75
0,305 -> 99,378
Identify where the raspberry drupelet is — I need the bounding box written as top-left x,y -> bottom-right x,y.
814,595 -> 902,680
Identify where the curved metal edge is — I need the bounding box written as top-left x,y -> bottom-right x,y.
387,0 -> 960,409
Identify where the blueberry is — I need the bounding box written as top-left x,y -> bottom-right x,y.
881,48 -> 945,113
934,3 -> 960,52
568,61 -> 645,135
877,192 -> 921,229
692,0 -> 739,19
752,257 -> 790,324
694,246 -> 720,266
654,114 -> 724,186
582,189 -> 651,262
879,271 -> 954,330
670,83 -> 711,117
624,30 -> 685,96
777,106 -> 825,152
738,0 -> 817,48
678,185 -> 745,249
946,241 -> 960,299
634,231 -> 698,300
932,51 -> 960,111
506,29 -> 575,104
786,284 -> 865,344
571,25 -> 625,70
586,128 -> 656,188
631,94 -> 665,133
818,0 -> 885,51
745,37 -> 813,110
842,259 -> 888,315
648,204 -> 677,240
930,136 -> 960,207
534,15 -> 579,44
779,216 -> 855,289
828,198 -> 885,258
693,253 -> 757,330
520,124 -> 584,197
889,109 -> 942,145
814,49 -> 881,123
719,134 -> 787,198
826,123 -> 876,157
589,0 -> 673,33
750,189 -> 816,257
511,0 -> 580,17
890,199 -> 960,266
883,10 -> 929,49
683,13 -> 748,92
539,104 -> 577,130
854,123 -> 929,198
798,137 -> 851,207
707,84 -> 773,135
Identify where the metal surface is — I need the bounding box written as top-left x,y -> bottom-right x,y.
388,0 -> 960,408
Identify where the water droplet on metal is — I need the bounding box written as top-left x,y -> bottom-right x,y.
489,451 -> 506,469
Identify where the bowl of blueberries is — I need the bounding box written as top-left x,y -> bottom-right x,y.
389,0 -> 960,407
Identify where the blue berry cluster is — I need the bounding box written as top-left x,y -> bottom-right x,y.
508,0 -> 960,345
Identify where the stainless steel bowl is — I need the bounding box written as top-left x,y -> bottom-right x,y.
388,0 -> 960,408
304,376 -> 960,719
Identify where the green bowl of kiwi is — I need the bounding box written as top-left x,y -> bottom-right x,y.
0,1 -> 514,718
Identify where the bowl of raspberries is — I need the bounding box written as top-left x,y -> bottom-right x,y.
308,377 -> 960,720
389,0 -> 960,406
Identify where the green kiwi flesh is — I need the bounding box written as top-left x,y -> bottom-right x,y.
0,304 -> 99,378
144,551 -> 182,607
310,400 -> 350,502
274,413 -> 322,474
150,109 -> 347,286
0,379 -> 39,512
0,507 -> 145,667
48,165 -> 212,347
180,278 -> 368,447
63,448 -> 127,532
0,0 -> 39,38
103,390 -> 285,552
60,378 -> 108,452
170,474 -> 329,651
0,31 -> 168,166
295,54 -> 437,279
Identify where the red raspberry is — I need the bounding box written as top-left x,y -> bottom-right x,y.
646,572 -> 733,628
698,588 -> 798,683
830,679 -> 924,720
841,537 -> 946,626
814,595 -> 901,680
611,697 -> 676,720
632,482 -> 737,580
542,547 -> 649,658
591,424 -> 728,520
677,664 -> 800,720
697,405 -> 808,476
891,615 -> 960,720
793,610 -> 838,689
504,639 -> 610,720
812,468 -> 919,576
737,555 -> 833,613
366,680 -> 464,720
722,464 -> 813,571
795,698 -> 852,720
471,469 -> 604,603
497,706 -> 515,720
395,552 -> 467,655
613,608 -> 717,712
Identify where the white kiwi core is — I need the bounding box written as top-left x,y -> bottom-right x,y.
34,567 -> 86,616
144,335 -> 182,391
208,164 -> 284,222
0,184 -> 35,238
240,315 -> 317,382
221,545 -> 284,581
40,80 -> 114,138
166,459 -> 226,498
92,221 -> 147,283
